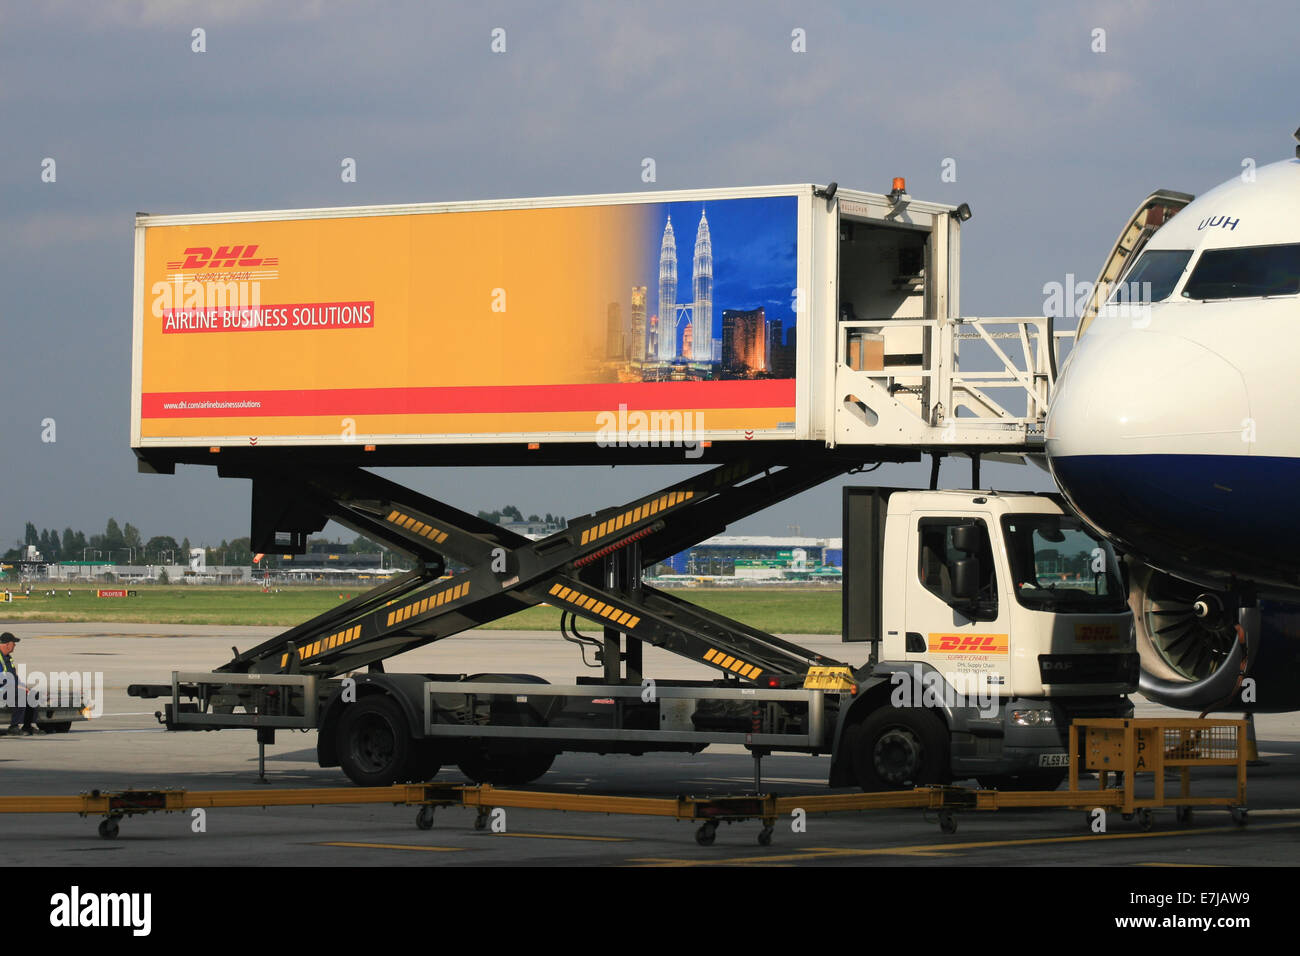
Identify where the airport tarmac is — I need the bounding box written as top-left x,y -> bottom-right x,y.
1,622 -> 1298,868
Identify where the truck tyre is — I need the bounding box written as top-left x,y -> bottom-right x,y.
457,749 -> 555,786
851,708 -> 949,791
977,770 -> 1067,792
338,695 -> 411,787
38,721 -> 72,734
401,740 -> 445,783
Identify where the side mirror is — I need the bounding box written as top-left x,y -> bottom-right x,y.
952,557 -> 980,601
950,524 -> 981,554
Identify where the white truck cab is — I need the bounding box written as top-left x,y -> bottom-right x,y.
835,488 -> 1137,790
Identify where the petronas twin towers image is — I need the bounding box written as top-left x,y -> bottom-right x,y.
656,209 -> 713,363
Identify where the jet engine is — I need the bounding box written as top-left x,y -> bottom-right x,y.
1128,557 -> 1300,712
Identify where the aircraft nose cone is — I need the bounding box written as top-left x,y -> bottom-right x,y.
1045,330 -> 1251,546
1046,330 -> 1250,458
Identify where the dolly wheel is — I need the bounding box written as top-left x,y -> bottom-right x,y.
757,826 -> 773,847
695,822 -> 717,846
1230,806 -> 1248,827
1137,809 -> 1153,831
98,816 -> 120,840
415,806 -> 436,830
939,810 -> 958,834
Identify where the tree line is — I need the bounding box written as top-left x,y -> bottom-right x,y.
3,507 -> 556,566
3,519 -> 379,567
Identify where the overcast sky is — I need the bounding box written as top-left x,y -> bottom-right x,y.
2,1 -> 1297,550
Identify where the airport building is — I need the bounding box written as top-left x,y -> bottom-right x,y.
650,534 -> 843,582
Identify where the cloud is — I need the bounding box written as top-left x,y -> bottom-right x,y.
0,210 -> 122,251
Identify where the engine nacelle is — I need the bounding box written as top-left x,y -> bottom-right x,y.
1128,558 -> 1300,713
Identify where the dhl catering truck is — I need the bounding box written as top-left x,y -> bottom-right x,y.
125,180 -> 1136,790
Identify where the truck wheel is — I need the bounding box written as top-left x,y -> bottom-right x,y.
338,696 -> 411,787
695,822 -> 718,846
852,708 -> 949,791
38,722 -> 72,734
977,770 -> 1067,792
457,750 -> 555,786
401,740 -> 445,782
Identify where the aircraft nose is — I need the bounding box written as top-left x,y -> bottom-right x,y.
1045,330 -> 1251,542
1046,330 -> 1250,458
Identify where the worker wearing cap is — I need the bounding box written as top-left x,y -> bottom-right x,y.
0,632 -> 39,735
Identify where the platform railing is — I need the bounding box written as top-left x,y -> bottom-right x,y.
834,316 -> 1074,449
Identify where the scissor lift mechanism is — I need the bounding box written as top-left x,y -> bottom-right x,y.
131,453 -> 891,765
236,454 -> 854,683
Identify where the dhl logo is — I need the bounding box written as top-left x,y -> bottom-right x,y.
166,245 -> 280,270
928,633 -> 1009,654
1075,623 -> 1120,643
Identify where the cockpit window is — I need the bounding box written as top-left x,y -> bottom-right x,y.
1182,243 -> 1300,300
1108,250 -> 1191,304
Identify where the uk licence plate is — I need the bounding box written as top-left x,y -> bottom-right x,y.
1038,753 -> 1070,767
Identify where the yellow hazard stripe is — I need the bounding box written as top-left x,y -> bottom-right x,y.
386,510 -> 450,544
581,490 -> 697,545
550,586 -> 641,630
282,622 -> 367,666
382,581 -> 472,630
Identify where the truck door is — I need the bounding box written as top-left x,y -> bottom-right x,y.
904,515 -> 1011,699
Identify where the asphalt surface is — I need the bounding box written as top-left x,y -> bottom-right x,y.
1,622 -> 1297,868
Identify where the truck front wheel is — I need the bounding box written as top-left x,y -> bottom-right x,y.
338,696 -> 411,787
851,708 -> 949,791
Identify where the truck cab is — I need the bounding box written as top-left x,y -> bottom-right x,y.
836,488 -> 1137,790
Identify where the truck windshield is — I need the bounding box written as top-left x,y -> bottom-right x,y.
1181,243 -> 1300,299
1000,515 -> 1127,613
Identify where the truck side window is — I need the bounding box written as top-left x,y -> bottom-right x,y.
917,518 -> 998,618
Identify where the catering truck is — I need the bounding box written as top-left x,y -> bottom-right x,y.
125,180 -> 1135,790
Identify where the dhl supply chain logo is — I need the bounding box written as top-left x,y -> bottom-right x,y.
928,633 -> 1009,655
1075,623 -> 1120,643
166,245 -> 279,271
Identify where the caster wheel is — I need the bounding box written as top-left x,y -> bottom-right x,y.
474,811 -> 490,831
939,811 -> 957,835
415,806 -> 436,830
98,817 -> 120,840
757,826 -> 773,847
1175,806 -> 1192,824
1137,809 -> 1153,831
695,822 -> 717,847
1230,806 -> 1248,827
